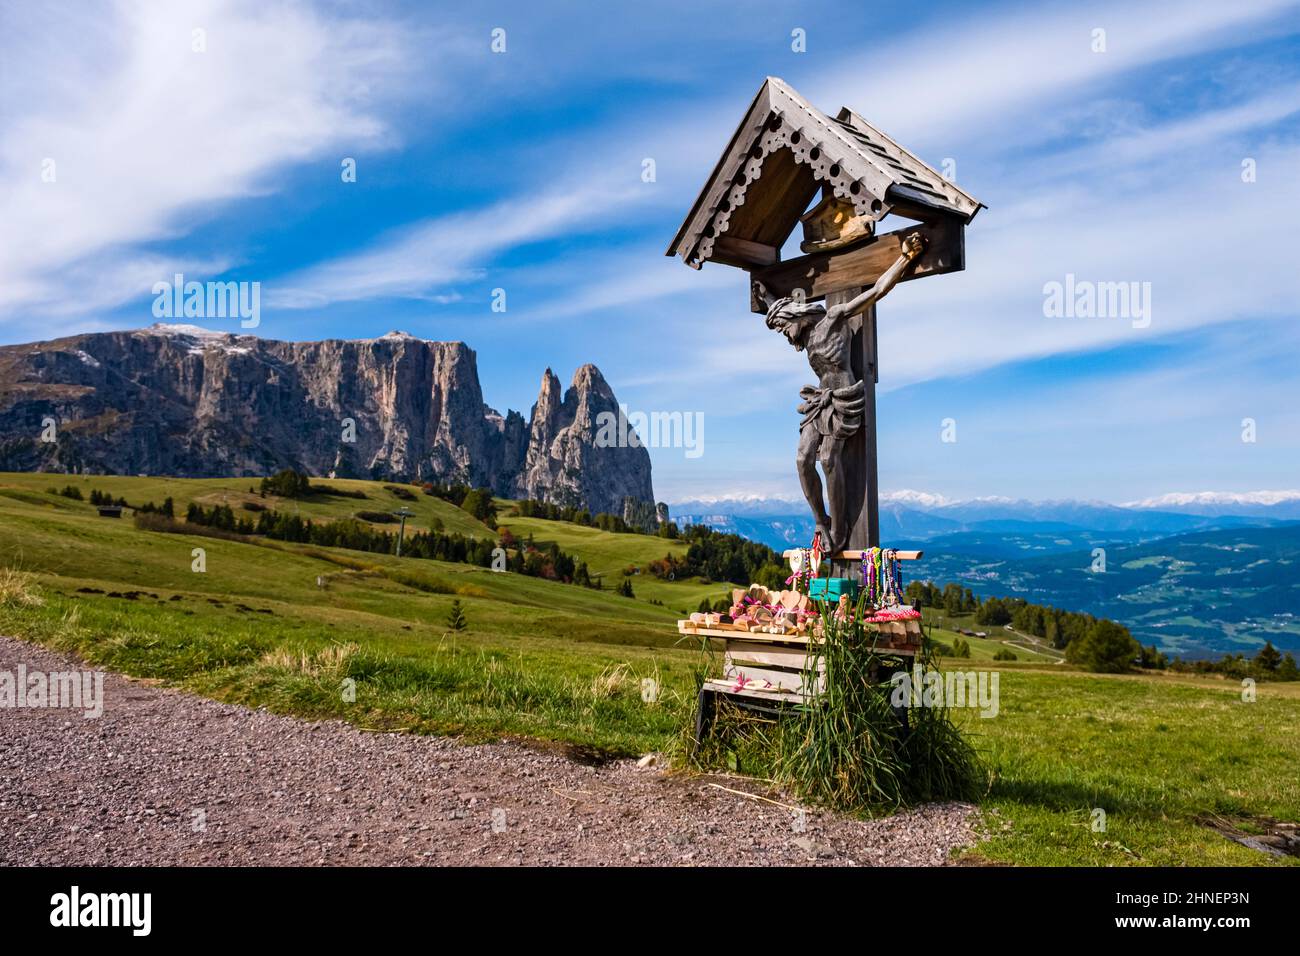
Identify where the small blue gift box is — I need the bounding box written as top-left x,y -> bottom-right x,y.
809,577 -> 858,601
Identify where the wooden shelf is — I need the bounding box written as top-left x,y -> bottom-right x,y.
677,620 -> 920,655
781,548 -> 923,560
679,622 -> 814,644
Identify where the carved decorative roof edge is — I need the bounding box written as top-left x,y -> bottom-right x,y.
667,77 -> 984,269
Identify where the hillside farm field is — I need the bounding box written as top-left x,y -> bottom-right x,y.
1,473 -> 1298,866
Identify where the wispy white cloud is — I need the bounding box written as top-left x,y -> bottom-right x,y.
806,0 -> 1300,149
874,138 -> 1300,391
267,177 -> 655,308
76,0 -> 1287,348
0,0 -> 418,322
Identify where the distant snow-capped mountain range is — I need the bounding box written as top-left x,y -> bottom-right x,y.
667,489 -> 1300,548
1122,490 -> 1300,514
673,488 -> 1300,516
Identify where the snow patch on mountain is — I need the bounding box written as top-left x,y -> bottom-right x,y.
1123,490 -> 1300,509
881,489 -> 952,508
142,323 -> 230,339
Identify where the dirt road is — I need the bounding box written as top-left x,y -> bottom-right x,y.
0,636 -> 976,866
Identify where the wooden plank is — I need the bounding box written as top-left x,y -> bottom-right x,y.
678,622 -> 921,654
667,80 -> 775,262
748,218 -> 964,313
838,549 -> 923,560
678,622 -> 812,643
725,145 -> 821,250
713,235 -> 780,267
723,662 -> 825,695
703,678 -> 807,703
781,549 -> 923,560
725,641 -> 823,671
845,295 -> 877,550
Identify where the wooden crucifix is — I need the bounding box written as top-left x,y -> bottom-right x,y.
754,229 -> 924,551
667,77 -> 983,557
747,215 -> 967,552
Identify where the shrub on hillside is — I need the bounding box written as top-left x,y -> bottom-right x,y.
459,487 -> 498,526
135,512 -> 244,541
355,510 -> 399,524
260,469 -> 312,498
1066,619 -> 1140,673
89,489 -> 129,507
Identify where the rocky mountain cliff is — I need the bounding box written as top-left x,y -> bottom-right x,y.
0,324 -> 656,519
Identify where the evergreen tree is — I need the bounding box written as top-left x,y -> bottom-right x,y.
1255,641 -> 1282,672
459,488 -> 498,526
1278,653 -> 1300,682
1138,644 -> 1167,669
446,599 -> 468,632
1067,619 -> 1140,673
942,583 -> 963,616
260,469 -> 312,498
976,597 -> 1012,627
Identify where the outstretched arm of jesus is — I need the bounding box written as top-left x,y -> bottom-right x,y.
831,233 -> 925,322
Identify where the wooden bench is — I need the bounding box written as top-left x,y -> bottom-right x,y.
680,618 -> 924,748
684,549 -> 926,747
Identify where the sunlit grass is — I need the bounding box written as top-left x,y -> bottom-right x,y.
1,474 -> 1297,864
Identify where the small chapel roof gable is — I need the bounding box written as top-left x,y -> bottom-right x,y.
667,77 -> 984,270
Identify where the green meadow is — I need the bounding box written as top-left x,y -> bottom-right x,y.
1,472 -> 1296,866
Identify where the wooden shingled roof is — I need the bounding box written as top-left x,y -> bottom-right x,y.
667,77 -> 984,270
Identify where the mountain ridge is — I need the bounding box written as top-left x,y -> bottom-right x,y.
0,324 -> 657,520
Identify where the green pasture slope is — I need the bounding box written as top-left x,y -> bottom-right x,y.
494,505 -> 719,611
1,472 -> 1296,866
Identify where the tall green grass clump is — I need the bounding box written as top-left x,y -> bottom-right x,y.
777,601 -> 985,811
680,596 -> 986,811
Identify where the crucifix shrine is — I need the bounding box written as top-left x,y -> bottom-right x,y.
668,77 -> 983,565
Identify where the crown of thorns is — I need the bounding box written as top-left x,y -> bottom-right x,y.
765,296 -> 825,330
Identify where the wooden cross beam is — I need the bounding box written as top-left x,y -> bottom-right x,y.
747,218 -> 965,313
747,218 -> 966,552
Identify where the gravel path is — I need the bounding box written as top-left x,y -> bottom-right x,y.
0,636 -> 977,866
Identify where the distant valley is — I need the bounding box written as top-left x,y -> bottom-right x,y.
669,492 -> 1300,658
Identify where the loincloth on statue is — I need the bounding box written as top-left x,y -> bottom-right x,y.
797,379 -> 865,439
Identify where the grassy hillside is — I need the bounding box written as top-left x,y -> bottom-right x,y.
0,472 -> 696,753
923,608 -> 1067,664
3,471 -> 492,538
1,472 -> 1297,866
495,507 -> 720,611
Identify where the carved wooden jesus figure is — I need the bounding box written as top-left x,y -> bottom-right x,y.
758,233 -> 925,552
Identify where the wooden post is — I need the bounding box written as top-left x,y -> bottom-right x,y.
831,290 -> 879,562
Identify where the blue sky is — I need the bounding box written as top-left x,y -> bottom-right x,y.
2,0 -> 1297,504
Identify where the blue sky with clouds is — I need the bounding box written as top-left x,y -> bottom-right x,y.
2,0 -> 1297,504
